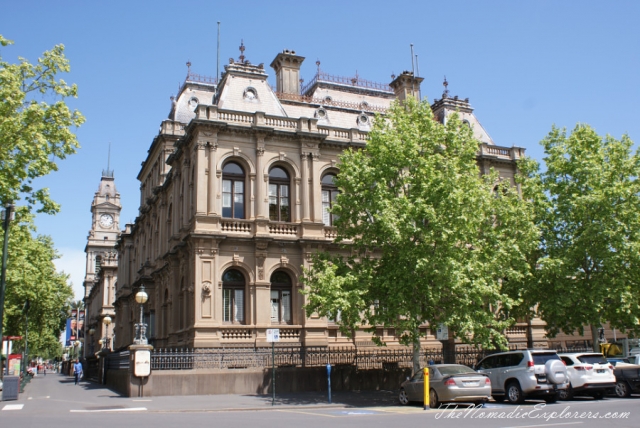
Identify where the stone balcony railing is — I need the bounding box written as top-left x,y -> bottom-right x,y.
478,142 -> 524,161
194,105 -> 368,144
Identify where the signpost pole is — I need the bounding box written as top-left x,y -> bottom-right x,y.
327,364 -> 332,403
266,328 -> 279,406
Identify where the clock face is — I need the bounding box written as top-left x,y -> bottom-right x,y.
99,214 -> 114,228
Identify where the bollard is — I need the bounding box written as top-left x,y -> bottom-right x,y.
423,367 -> 430,410
326,364 -> 332,404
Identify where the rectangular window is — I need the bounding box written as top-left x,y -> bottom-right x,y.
282,290 -> 291,323
222,180 -> 232,217
322,190 -> 331,225
233,289 -> 244,323
269,184 -> 278,220
224,288 -> 244,323
270,290 -> 279,322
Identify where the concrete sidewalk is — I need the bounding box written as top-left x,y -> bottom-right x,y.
7,372 -> 399,414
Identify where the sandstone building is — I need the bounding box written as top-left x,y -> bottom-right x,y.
111,47 -> 529,350
83,169 -> 120,355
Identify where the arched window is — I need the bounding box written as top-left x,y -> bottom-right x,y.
95,255 -> 102,275
321,173 -> 339,226
270,271 -> 292,324
222,162 -> 245,218
222,269 -> 245,324
269,166 -> 290,222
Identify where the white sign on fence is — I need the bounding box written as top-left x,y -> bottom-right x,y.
266,329 -> 280,342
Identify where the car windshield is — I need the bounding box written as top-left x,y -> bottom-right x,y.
578,354 -> 608,364
437,365 -> 475,376
532,353 -> 560,364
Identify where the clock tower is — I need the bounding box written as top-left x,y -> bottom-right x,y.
83,169 -> 122,354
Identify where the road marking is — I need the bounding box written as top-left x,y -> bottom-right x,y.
132,399 -> 152,402
70,407 -> 147,413
277,409 -> 339,418
2,404 -> 24,411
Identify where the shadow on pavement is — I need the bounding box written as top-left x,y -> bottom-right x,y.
248,390 -> 398,408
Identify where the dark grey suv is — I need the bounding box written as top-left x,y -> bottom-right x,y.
475,350 -> 568,404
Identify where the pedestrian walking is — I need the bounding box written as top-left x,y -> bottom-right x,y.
73,359 -> 83,385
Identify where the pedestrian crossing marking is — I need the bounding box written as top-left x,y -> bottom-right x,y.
2,404 -> 24,411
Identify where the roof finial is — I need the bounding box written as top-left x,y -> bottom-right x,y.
316,60 -> 321,74
186,60 -> 192,77
442,76 -> 449,98
239,39 -> 246,63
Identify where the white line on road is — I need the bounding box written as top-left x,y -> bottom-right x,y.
70,407 -> 147,413
2,404 -> 25,411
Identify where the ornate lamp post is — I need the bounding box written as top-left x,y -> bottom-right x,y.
89,328 -> 95,354
134,285 -> 149,345
102,315 -> 112,351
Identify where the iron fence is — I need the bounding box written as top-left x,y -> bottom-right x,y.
105,350 -> 130,370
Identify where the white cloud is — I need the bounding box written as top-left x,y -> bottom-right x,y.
53,247 -> 86,301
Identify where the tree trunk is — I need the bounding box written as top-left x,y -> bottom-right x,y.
412,335 -> 421,375
526,316 -> 534,349
591,324 -> 601,353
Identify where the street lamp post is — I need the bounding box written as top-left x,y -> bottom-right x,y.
0,203 -> 15,379
135,285 -> 149,345
102,315 -> 112,351
89,328 -> 95,355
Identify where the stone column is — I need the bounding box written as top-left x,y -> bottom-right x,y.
207,137 -> 218,215
255,137 -> 265,218
300,152 -> 310,221
310,153 -> 323,222
195,142 -> 207,215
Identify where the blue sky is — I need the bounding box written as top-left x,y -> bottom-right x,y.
1,0 -> 639,300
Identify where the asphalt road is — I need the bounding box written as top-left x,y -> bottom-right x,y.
1,373 -> 637,428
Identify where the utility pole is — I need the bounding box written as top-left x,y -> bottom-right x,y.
0,203 -> 15,379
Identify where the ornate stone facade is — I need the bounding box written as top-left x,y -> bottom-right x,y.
113,48 -> 533,350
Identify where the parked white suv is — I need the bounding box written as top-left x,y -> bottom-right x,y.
558,353 -> 615,400
475,349 -> 568,404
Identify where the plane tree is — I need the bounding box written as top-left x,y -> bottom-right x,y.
0,34 -> 84,213
517,125 -> 640,351
302,98 -> 539,371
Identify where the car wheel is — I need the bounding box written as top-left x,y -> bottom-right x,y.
429,389 -> 439,409
398,388 -> 410,405
615,381 -> 631,398
592,391 -> 605,400
506,381 -> 524,404
544,394 -> 557,404
558,384 -> 573,401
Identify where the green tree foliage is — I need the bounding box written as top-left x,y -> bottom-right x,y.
303,98 -> 539,353
1,209 -> 73,358
518,125 -> 640,345
0,35 -> 84,212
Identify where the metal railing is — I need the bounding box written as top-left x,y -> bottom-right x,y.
148,345 -> 507,371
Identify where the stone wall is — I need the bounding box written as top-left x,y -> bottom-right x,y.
104,365 -> 411,397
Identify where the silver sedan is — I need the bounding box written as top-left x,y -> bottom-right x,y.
398,364 -> 491,408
